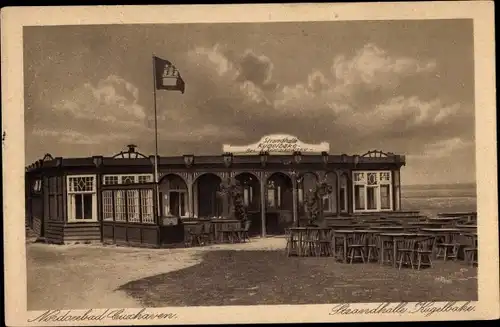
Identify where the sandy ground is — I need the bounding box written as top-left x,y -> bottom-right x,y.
26,237 -> 287,310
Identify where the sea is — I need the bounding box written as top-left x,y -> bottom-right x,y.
401,183 -> 477,217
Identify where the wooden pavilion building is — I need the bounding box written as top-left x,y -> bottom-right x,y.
25,134 -> 406,247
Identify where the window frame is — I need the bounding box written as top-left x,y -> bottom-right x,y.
67,174 -> 98,222
163,190 -> 189,218
102,174 -> 153,185
352,171 -> 393,213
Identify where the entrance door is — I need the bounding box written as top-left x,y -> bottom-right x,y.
170,192 -> 180,216
165,191 -> 186,217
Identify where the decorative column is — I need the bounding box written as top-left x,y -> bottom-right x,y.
291,172 -> 298,227
187,173 -> 194,218
335,170 -> 341,216
393,170 -> 401,211
259,171 -> 267,237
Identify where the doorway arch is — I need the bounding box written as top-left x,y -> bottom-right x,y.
265,172 -> 293,234
194,173 -> 223,218
158,174 -> 189,218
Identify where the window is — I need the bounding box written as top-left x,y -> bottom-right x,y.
32,179 -> 42,193
267,181 -> 276,208
322,192 -> 337,213
322,195 -> 330,212
140,189 -> 154,223
352,171 -> 392,212
380,185 -> 391,209
138,175 -> 153,183
164,191 -> 187,217
103,174 -> 153,185
67,175 -> 97,222
122,175 -> 135,184
339,175 -> 348,213
102,188 -> 155,224
126,190 -> 140,222
354,185 -> 365,210
366,186 -> 377,210
104,176 -> 119,185
102,191 -> 114,221
114,190 -> 127,222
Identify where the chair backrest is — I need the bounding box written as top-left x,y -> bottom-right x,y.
396,238 -> 417,249
203,222 -> 212,234
244,220 -> 252,231
416,237 -> 435,251
347,232 -> 367,245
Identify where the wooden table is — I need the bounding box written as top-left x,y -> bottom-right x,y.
288,227 -> 333,257
456,224 -> 477,231
379,233 -> 428,268
333,230 -> 357,263
210,219 -> 241,243
420,228 -> 462,257
370,226 -> 405,231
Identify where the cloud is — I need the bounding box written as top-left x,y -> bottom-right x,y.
332,43 -> 436,92
52,75 -> 146,127
32,128 -> 127,145
408,137 -> 474,159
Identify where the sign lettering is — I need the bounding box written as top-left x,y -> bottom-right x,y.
223,134 -> 330,155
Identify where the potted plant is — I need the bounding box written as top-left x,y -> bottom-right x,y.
304,181 -> 333,227
218,177 -> 248,222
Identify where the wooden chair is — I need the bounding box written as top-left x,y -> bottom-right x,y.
366,233 -> 379,262
436,232 -> 461,261
333,233 -> 346,262
303,229 -> 320,256
200,222 -> 213,245
285,229 -> 299,256
415,237 -> 435,270
346,232 -> 367,263
186,224 -> 204,247
463,233 -> 478,267
396,238 -> 417,270
318,229 -> 334,257
379,235 -> 395,266
235,220 -> 251,243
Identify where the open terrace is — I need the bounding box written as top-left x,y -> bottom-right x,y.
27,217 -> 477,310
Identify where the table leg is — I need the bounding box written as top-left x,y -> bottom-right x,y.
333,234 -> 336,260
380,238 -> 384,265
393,239 -> 397,268
343,236 -> 347,263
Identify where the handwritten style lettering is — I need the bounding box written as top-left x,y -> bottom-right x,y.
329,301 -> 476,317
330,302 -> 408,315
28,308 -> 178,323
246,136 -> 313,153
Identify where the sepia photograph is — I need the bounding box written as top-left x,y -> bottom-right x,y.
2,2 -> 498,325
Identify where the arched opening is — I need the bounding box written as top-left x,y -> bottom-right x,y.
323,172 -> 338,217
339,173 -> 349,214
159,174 -> 189,218
235,172 -> 261,236
195,173 -> 223,218
266,172 -> 293,234
235,172 -> 260,212
298,172 -> 319,218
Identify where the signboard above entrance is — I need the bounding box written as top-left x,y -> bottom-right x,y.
222,134 -> 330,155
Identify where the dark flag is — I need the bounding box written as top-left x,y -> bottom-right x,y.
154,56 -> 185,93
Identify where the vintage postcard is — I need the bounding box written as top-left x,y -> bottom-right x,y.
2,2 -> 499,326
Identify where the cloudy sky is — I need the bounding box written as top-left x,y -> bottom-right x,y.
24,19 -> 475,185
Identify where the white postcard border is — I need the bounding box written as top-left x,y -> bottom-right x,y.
2,2 -> 498,325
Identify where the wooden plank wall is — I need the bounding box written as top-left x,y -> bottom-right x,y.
63,222 -> 101,243
102,222 -> 159,248
46,221 -> 64,244
33,217 -> 42,236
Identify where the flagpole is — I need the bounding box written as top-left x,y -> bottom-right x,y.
152,55 -> 161,219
